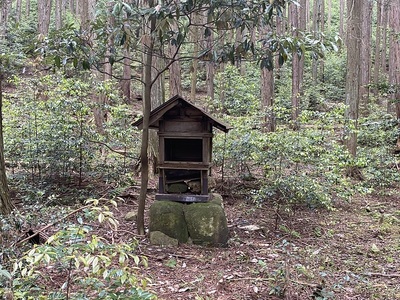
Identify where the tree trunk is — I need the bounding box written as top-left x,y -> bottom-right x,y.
261,66 -> 275,132
0,75 -> 12,215
359,0 -> 372,115
38,0 -> 53,35
345,0 -> 362,162
327,0 -> 332,31
15,0 -> 23,22
373,0 -> 382,98
380,0 -> 388,78
0,0 -> 11,38
339,0 -> 345,43
168,19 -> 182,98
55,0 -> 63,30
388,0 -> 400,121
312,0 -> 323,85
190,27 -> 199,101
120,48 -> 132,103
137,1 -> 157,235
289,3 -> 302,129
149,29 -> 164,175
69,0 -> 75,14
26,0 -> 31,16
260,22 -> 275,132
204,9 -> 215,101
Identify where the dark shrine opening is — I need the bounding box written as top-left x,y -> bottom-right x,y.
165,169 -> 201,182
165,138 -> 203,162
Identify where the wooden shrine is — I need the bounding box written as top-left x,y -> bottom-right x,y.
133,95 -> 231,202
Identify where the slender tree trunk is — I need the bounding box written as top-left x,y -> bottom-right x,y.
137,5 -> 157,236
26,0 -> 31,16
289,3 -> 301,129
15,0 -> 23,22
69,0 -> 75,13
38,0 -> 53,35
359,0 -> 372,115
345,0 -> 362,165
0,0 -> 11,38
261,65 -> 275,132
206,33 -> 215,101
149,52 -> 163,175
190,24 -> 199,101
320,0 -> 325,82
0,75 -> 12,215
94,1 -> 113,135
168,20 -> 182,97
55,0 -> 63,30
380,0 -> 388,78
274,10 -> 283,79
260,22 -> 275,132
327,0 -> 332,31
312,0 -> 322,84
388,0 -> 400,121
204,9 -> 215,101
373,0 -> 382,98
339,0 -> 345,43
121,48 -> 132,103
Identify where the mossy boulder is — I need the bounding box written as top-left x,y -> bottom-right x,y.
149,231 -> 179,246
149,201 -> 188,243
209,193 -> 224,207
183,202 -> 229,247
166,182 -> 188,193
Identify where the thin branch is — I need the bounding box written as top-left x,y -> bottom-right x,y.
16,204 -> 92,246
87,139 -> 139,160
364,272 -> 400,278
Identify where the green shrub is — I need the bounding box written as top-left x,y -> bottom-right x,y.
0,199 -> 155,300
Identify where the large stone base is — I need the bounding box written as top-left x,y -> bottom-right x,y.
149,193 -> 229,247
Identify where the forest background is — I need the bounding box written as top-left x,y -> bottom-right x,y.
0,0 -> 399,299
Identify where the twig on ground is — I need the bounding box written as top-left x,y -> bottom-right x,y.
364,272 -> 400,278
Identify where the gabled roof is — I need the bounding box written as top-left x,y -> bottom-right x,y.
132,95 -> 232,133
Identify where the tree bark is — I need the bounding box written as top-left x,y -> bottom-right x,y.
0,75 -> 12,215
373,0 -> 382,97
190,19 -> 200,101
345,0 -> 362,161
327,0 -> 332,31
0,0 -> 11,38
204,9 -> 215,101
289,3 -> 302,129
260,22 -> 275,132
137,1 -> 157,235
26,0 -> 31,16
55,0 -> 63,30
388,0 -> 400,121
380,0 -> 388,78
339,0 -> 345,43
168,20 -> 182,98
38,0 -> 53,36
120,48 -> 132,103
15,0 -> 23,22
359,0 -> 372,115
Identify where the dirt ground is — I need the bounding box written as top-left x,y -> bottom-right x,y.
110,184 -> 400,300
9,179 -> 400,300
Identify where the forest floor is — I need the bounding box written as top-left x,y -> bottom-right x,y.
10,178 -> 400,300
108,180 -> 400,300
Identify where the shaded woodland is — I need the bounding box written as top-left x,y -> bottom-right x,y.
0,0 -> 399,299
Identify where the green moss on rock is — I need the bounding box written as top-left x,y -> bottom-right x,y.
149,231 -> 179,246
183,202 -> 229,247
149,201 -> 188,243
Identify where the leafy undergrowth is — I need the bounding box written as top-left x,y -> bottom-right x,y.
2,183 -> 400,299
